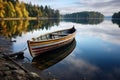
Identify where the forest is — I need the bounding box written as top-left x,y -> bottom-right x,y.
63,11 -> 104,19
112,11 -> 120,27
112,12 -> 120,19
0,0 -> 60,18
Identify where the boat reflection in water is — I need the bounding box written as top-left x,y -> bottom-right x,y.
31,39 -> 76,70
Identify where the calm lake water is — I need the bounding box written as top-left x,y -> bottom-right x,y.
0,19 -> 120,80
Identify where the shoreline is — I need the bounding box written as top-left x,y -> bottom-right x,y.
0,53 -> 42,80
0,36 -> 42,80
0,17 -> 49,21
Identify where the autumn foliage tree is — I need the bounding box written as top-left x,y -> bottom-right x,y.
0,0 -> 60,18
0,1 -> 5,17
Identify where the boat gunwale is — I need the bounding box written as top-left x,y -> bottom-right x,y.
29,32 -> 75,44
27,27 -> 76,43
32,35 -> 75,50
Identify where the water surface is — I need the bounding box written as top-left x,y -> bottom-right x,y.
0,19 -> 120,80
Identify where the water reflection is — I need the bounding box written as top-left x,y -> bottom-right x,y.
0,20 -> 29,38
28,19 -> 60,31
32,39 -> 76,70
0,19 -> 60,38
63,18 -> 104,25
0,18 -> 120,80
73,20 -> 120,45
112,19 -> 120,27
54,55 -> 100,80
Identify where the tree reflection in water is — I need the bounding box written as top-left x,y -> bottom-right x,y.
63,18 -> 104,25
112,19 -> 120,27
0,19 -> 60,39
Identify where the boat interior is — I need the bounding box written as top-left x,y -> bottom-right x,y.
32,28 -> 75,41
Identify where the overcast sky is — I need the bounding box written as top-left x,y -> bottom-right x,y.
19,0 -> 120,16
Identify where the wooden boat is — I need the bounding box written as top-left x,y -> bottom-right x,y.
27,27 -> 76,57
32,39 -> 76,70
